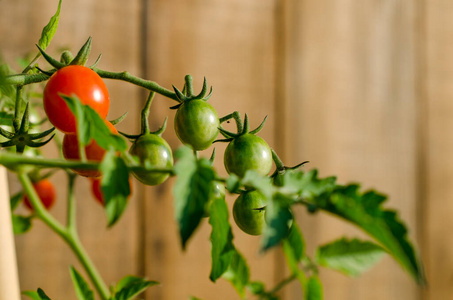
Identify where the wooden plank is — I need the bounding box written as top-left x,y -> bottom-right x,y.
144,0 -> 279,299
279,1 -> 421,299
0,0 -> 142,298
424,1 -> 453,299
0,167 -> 21,300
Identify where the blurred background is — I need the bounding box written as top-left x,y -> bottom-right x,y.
0,0 -> 450,299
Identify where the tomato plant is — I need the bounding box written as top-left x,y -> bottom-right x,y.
23,179 -> 56,211
0,7 -> 426,300
129,133 -> 173,185
174,99 -> 219,151
43,65 -> 110,134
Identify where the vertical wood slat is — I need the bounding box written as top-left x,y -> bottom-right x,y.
144,0 -> 279,299
424,1 -> 453,299
0,167 -> 21,300
0,0 -> 142,298
280,1 -> 421,299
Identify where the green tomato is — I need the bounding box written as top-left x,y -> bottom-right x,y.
203,181 -> 226,218
129,134 -> 173,185
233,190 -> 267,235
224,134 -> 273,177
174,100 -> 219,151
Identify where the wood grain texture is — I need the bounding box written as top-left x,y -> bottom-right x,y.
424,1 -> 453,299
0,0 -> 142,298
144,0 -> 279,299
280,1 -> 422,299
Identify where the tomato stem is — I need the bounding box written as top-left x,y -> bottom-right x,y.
141,91 -> 155,134
18,171 -> 111,300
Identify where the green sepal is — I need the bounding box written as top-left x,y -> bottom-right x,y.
70,37 -> 92,66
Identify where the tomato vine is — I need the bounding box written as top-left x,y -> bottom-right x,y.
0,1 -> 426,300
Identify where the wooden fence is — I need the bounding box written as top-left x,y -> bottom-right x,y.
0,0 -> 451,299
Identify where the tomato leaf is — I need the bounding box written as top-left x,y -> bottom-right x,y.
10,191 -> 23,211
61,94 -> 89,146
282,223 -> 305,272
37,288 -> 52,300
22,291 -> 42,300
305,276 -> 323,300
38,0 -> 62,50
208,196 -> 235,282
113,276 -> 158,300
315,238 -> 386,277
222,249 -> 250,298
69,266 -> 94,300
99,151 -> 131,227
261,193 -> 294,251
12,214 -> 32,234
85,106 -> 127,152
173,146 -> 215,249
297,170 -> 425,284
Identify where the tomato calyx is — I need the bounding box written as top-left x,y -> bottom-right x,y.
170,75 -> 213,110
36,37 -> 102,70
269,149 -> 309,186
216,112 -> 268,143
0,103 -> 55,153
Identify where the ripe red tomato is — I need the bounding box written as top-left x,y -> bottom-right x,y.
90,177 -> 133,206
43,65 -> 110,134
23,179 -> 56,211
62,121 -> 118,178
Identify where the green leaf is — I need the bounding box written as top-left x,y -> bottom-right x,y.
305,276 -> 323,300
315,238 -> 386,277
99,151 -> 131,227
69,266 -> 94,300
113,276 -> 158,300
22,291 -> 42,300
225,174 -> 240,193
12,214 -> 32,234
85,106 -> 127,151
299,170 -> 425,284
38,288 -> 52,300
38,0 -> 62,50
247,281 -> 265,295
261,193 -> 294,251
10,191 -> 23,211
173,147 -> 216,249
282,223 -> 305,272
61,94 -> 89,145
208,196 -> 235,281
222,249 -> 250,297
0,112 -> 14,127
62,95 -> 127,151
241,170 -> 273,198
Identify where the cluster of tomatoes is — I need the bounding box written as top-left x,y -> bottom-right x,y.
24,64 -> 277,235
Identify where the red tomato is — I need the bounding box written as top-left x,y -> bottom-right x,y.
43,65 -> 110,134
23,179 -> 56,211
90,177 -> 132,206
62,121 -> 118,178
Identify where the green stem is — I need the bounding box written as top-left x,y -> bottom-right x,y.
5,68 -> 178,101
18,171 -> 111,300
93,68 -> 178,101
219,111 -> 243,134
13,86 -> 24,132
141,91 -> 155,134
267,273 -> 298,296
66,173 -> 77,232
0,151 -> 174,175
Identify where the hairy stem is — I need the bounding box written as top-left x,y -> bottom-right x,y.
18,172 -> 111,300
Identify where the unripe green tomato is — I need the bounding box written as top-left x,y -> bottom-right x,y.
174,100 -> 219,151
224,134 -> 273,178
129,134 -> 173,186
233,190 -> 267,236
203,181 -> 226,218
